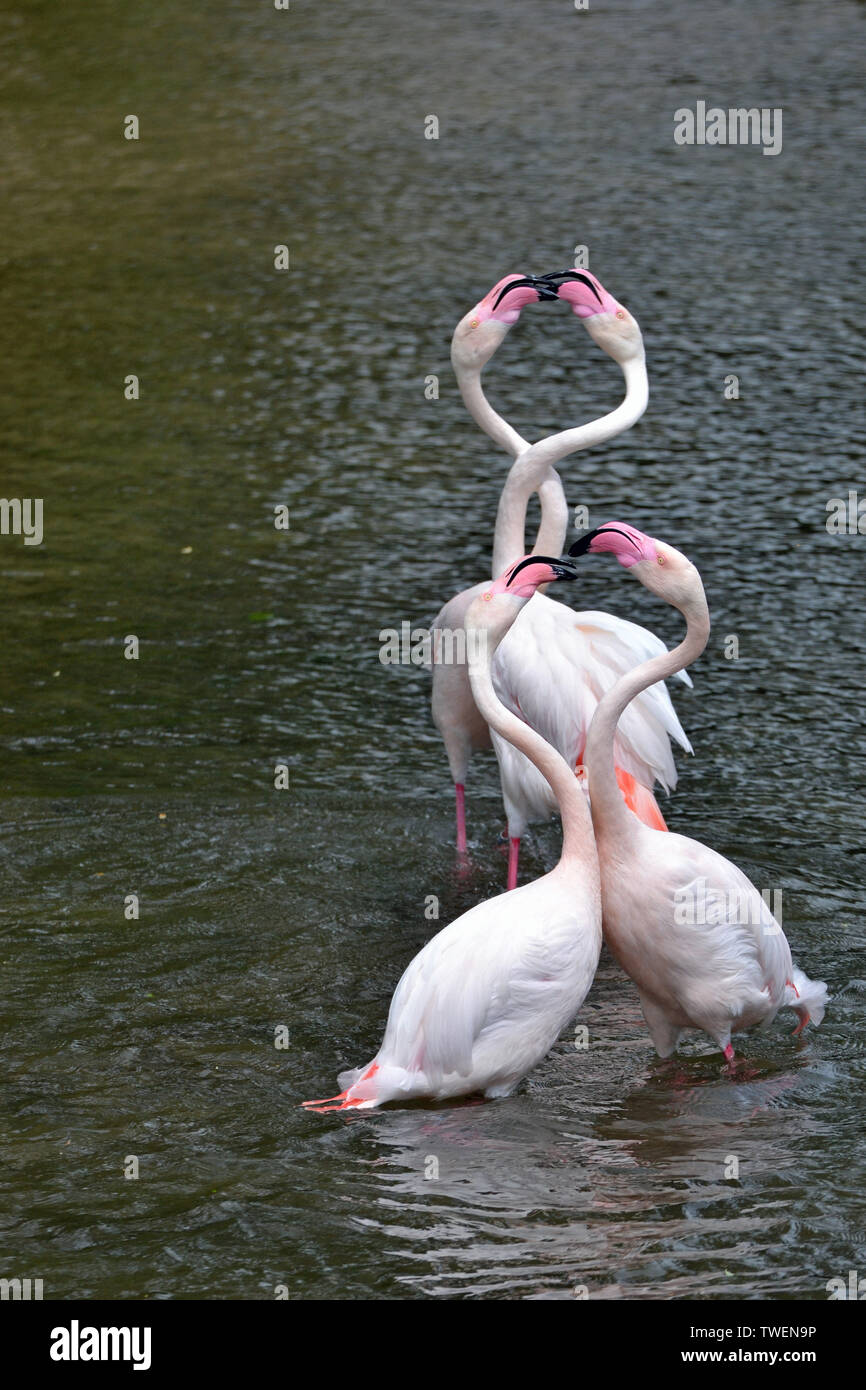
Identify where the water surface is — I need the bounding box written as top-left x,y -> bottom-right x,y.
1,0 -> 864,1299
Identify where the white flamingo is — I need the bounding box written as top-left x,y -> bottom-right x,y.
570,521 -> 828,1063
431,273 -> 564,852
433,269 -> 691,887
302,555 -> 602,1111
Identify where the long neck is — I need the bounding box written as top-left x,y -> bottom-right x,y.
490,352 -> 647,576
469,618 -> 594,866
457,362 -> 528,459
492,464 -> 567,576
584,593 -> 709,838
523,352 -> 648,472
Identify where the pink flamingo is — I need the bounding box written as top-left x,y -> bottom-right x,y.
302,555 -> 601,1111
569,521 -> 828,1063
432,273 -> 564,853
433,270 -> 691,886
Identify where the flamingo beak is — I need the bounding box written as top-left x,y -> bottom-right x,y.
568,527 -> 605,557
548,556 -> 580,579
491,275 -> 560,310
538,269 -> 610,315
532,277 -> 561,302
568,526 -> 648,565
505,554 -> 580,588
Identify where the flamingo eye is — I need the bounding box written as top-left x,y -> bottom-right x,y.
657,555 -> 665,565
469,318 -> 479,329
616,309 -> 626,320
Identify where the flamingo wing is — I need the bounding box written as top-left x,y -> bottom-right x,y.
377,876 -> 595,1094
489,596 -> 693,836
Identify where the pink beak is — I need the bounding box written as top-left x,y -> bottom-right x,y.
472,274 -> 557,325
569,522 -> 656,567
544,270 -> 623,319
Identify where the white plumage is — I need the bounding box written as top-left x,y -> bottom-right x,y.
332,864 -> 600,1107
433,269 -> 691,873
489,595 -> 692,840
598,828 -> 826,1057
303,558 -> 602,1111
576,521 -> 828,1060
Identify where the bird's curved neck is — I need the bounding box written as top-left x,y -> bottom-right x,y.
527,351 -> 648,473
468,612 -> 594,866
490,352 -> 647,576
492,465 -> 567,577
457,361 -> 528,459
584,591 -> 709,838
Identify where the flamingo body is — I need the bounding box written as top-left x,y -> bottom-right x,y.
320,860 -> 600,1109
432,585 -> 692,845
304,556 -> 603,1112
595,823 -> 825,1055
489,597 -> 692,840
572,521 -> 829,1059
433,269 -> 688,863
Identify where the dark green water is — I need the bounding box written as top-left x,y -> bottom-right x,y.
1,0 -> 864,1299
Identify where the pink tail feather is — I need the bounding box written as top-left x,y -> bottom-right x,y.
615,766 -> 669,832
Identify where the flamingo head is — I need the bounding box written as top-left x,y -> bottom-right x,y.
489,552 -> 580,599
569,522 -> 701,607
539,269 -> 644,363
451,273 -> 557,372
467,553 -> 579,651
464,553 -> 578,656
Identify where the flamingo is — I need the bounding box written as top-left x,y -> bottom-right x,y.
433,268 -> 692,887
432,272 -> 563,853
568,521 -> 828,1064
302,555 -> 602,1111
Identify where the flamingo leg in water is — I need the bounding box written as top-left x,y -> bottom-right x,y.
507,837 -> 520,891
723,1043 -> 736,1071
455,783 -> 467,854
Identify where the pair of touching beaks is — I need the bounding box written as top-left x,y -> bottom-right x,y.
493,269 -> 606,309
504,524 -> 647,589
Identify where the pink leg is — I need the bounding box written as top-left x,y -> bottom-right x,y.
455,783 -> 467,854
506,837 -> 520,891
723,1043 -> 735,1070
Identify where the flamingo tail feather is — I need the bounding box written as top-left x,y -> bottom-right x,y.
615,766 -> 669,832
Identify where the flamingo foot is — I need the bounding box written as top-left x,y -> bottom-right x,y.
301,1062 -> 380,1113
506,837 -> 520,891
455,783 -> 467,855
300,1092 -> 369,1114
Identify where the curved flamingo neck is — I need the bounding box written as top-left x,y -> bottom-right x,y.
584,587 -> 709,838
456,362 -> 528,459
468,605 -> 595,867
490,352 -> 647,576
523,352 -> 648,473
492,465 -> 568,576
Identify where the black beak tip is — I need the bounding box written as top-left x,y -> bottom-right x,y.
531,277 -> 560,302
568,529 -> 599,558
